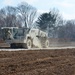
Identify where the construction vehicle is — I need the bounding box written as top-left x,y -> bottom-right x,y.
1,27 -> 49,48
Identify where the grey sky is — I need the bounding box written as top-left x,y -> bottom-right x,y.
0,0 -> 75,20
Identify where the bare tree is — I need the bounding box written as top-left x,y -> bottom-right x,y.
58,20 -> 75,41
0,6 -> 21,27
4,6 -> 18,27
17,2 -> 37,28
0,9 -> 6,27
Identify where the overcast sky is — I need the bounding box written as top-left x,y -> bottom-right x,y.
0,0 -> 75,20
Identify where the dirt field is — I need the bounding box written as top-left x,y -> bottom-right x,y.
0,49 -> 75,75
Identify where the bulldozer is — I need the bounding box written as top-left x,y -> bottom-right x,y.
1,27 -> 49,49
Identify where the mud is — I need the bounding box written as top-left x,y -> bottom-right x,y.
0,49 -> 75,75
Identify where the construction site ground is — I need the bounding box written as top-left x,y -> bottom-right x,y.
0,48 -> 75,75
0,39 -> 75,75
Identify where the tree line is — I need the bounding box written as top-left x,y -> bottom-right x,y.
0,2 -> 75,41
0,2 -> 37,28
36,8 -> 75,41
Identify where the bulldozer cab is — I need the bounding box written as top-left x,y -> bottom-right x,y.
1,27 -> 29,40
1,27 -> 18,40
13,28 -> 29,39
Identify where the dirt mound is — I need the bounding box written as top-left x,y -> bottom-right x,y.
0,49 -> 75,75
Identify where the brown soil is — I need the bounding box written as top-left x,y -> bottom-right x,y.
0,49 -> 75,75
